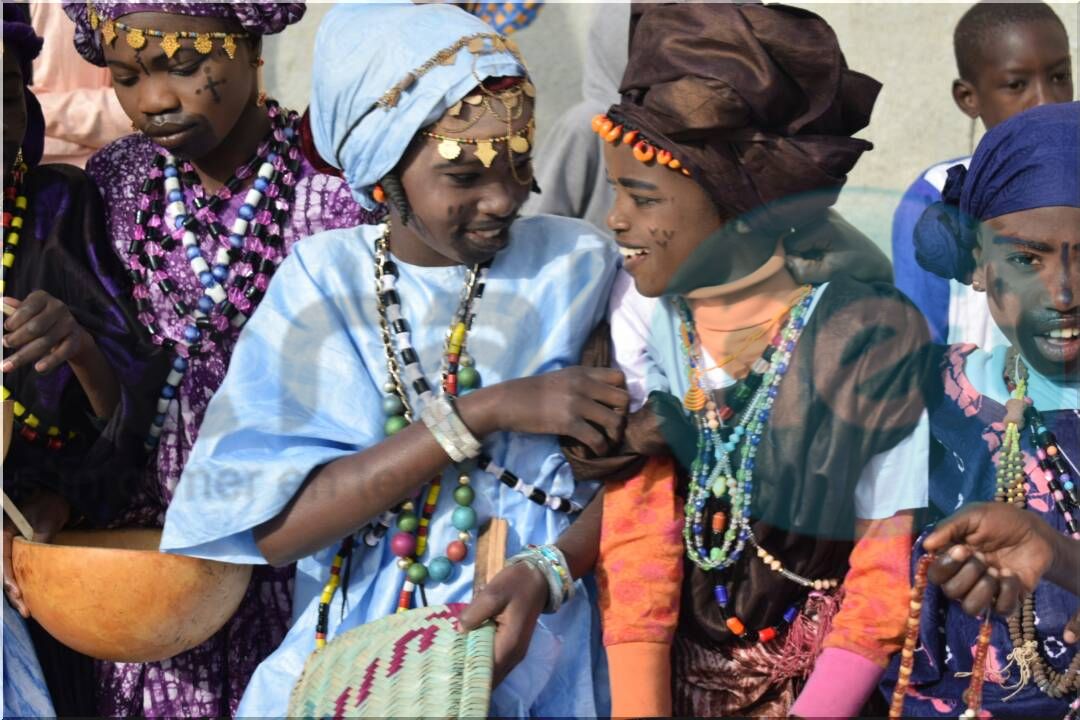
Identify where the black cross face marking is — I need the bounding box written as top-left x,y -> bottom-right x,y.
195,67 -> 226,104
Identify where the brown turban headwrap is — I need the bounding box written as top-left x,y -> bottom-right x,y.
609,2 -> 881,221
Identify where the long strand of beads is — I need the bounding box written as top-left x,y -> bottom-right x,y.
994,350 -> 1080,701
1,158 -> 28,296
960,616 -> 994,718
680,287 -> 815,573
135,101 -> 301,449
1,161 -> 78,451
890,554 -> 931,718
314,535 -> 352,649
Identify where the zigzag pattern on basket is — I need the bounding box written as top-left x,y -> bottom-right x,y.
289,603 -> 494,718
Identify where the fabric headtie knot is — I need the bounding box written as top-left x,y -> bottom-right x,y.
940,164 -> 967,206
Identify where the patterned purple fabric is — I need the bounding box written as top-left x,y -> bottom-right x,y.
85,130 -> 375,718
62,1 -> 306,66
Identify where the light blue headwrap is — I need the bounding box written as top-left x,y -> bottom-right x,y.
310,3 -> 528,210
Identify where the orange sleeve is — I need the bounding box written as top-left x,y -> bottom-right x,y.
597,455 -> 683,718
822,511 -> 915,666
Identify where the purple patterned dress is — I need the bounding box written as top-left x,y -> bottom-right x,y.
84,121 -> 375,717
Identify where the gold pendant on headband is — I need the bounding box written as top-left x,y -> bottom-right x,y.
194,33 -> 213,55
125,27 -> 146,50
89,6 -> 100,30
160,32 -> 180,58
102,19 -> 117,46
222,34 -> 238,60
474,141 -> 497,168
468,37 -> 487,54
522,81 -> 536,98
437,140 -> 463,161
509,135 -> 530,155
448,101 -> 463,118
463,94 -> 483,106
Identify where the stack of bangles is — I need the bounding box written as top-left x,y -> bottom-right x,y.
421,395 -> 481,462
507,544 -> 574,614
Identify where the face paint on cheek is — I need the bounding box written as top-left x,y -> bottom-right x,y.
195,66 -> 226,104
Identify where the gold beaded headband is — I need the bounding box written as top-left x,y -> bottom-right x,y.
592,114 -> 692,178
377,33 -> 529,109
424,116 -> 535,168
87,1 -> 249,60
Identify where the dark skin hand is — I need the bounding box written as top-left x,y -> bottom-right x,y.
3,488 -> 71,618
924,502 -> 1080,641
459,490 -> 603,687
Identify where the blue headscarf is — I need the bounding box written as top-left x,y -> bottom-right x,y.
915,102 -> 1080,282
309,3 -> 528,210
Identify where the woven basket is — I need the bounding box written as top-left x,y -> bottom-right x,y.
288,602 -> 494,718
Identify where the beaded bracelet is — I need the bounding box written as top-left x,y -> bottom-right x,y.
506,544 -> 574,614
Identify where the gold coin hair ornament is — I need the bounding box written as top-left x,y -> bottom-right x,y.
87,1 -> 248,60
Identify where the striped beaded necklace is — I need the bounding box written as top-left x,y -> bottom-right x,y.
1,157 -> 78,451
313,223 -> 582,645
128,100 -> 302,450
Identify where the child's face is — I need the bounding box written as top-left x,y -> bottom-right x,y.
392,94 -> 534,267
602,141 -> 726,297
3,44 -> 26,179
974,206 -> 1080,381
954,20 -> 1073,130
103,12 -> 261,161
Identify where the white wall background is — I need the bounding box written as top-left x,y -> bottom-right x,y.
264,2 -> 1079,255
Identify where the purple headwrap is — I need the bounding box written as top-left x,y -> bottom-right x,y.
3,3 -> 46,167
62,1 -> 306,66
915,101 -> 1080,282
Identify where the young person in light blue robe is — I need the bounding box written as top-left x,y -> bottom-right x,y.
160,4 -> 627,717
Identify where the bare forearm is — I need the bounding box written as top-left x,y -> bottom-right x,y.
254,386 -> 505,566
68,335 -> 120,419
556,489 -> 603,580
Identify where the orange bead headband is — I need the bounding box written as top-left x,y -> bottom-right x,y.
591,114 -> 691,178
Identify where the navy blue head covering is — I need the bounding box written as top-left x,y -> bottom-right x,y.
2,3 -> 46,167
915,101 -> 1080,282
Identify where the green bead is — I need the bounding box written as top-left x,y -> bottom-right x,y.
382,395 -> 404,417
452,506 -> 477,531
397,513 -> 419,533
384,415 -> 408,436
709,547 -> 723,562
453,485 -> 475,506
458,366 -> 481,390
407,562 -> 428,584
711,480 -> 726,498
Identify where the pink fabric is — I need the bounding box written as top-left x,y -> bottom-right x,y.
790,647 -> 884,718
29,3 -> 130,167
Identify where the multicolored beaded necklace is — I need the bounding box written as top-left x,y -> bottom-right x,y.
998,351 -> 1080,703
891,350 -> 1080,718
313,223 -> 580,647
1,156 -> 78,451
675,285 -> 842,644
127,99 -> 301,450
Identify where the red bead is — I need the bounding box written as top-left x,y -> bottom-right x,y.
46,438 -> 63,451
19,427 -> 37,442
719,406 -> 734,421
390,532 -> 416,558
758,627 -> 777,643
445,376 -> 458,395
2,212 -> 11,227
446,540 -> 467,562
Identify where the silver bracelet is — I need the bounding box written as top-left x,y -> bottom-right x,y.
506,545 -> 573,614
